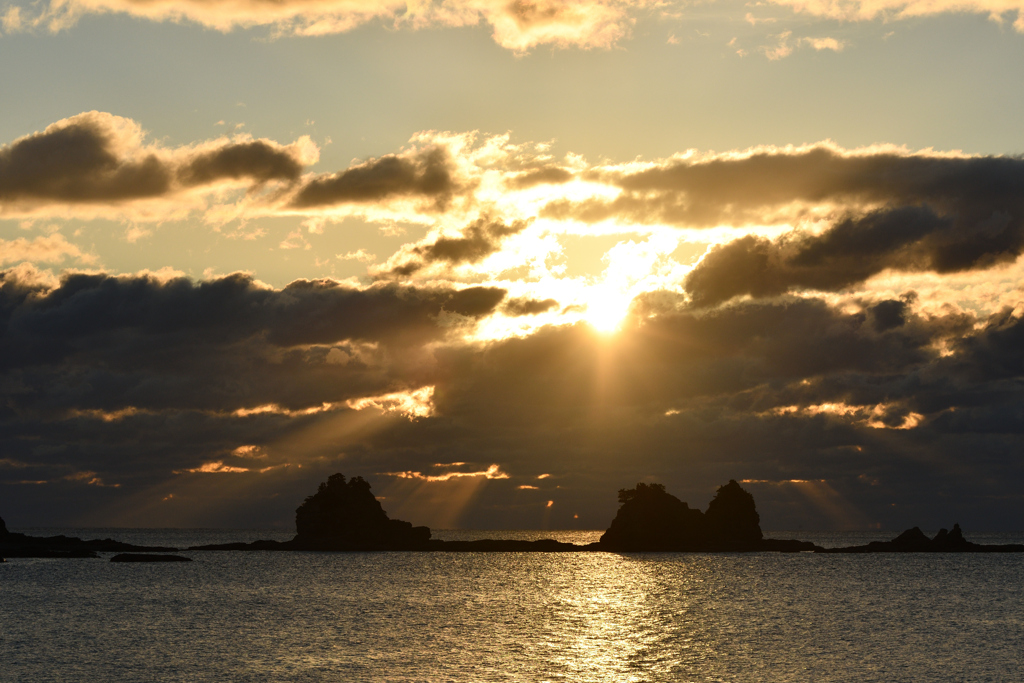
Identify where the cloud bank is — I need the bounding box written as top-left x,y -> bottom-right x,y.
2,262 -> 1023,530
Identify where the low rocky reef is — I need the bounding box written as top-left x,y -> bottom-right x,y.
820,524 -> 1024,553
0,514 -> 177,559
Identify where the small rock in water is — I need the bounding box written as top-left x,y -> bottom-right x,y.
110,553 -> 191,563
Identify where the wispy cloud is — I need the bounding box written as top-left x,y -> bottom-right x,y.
0,0 -> 655,51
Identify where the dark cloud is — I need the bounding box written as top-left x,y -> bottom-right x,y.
685,203 -> 1024,306
0,112 -> 311,211
2,264 -> 1023,532
0,270 -> 505,415
946,306 -> 1024,383
504,297 -> 559,316
0,113 -> 170,203
291,147 -> 459,210
613,146 -> 1024,227
507,166 -> 574,189
363,299 -> 1023,529
383,218 -> 530,276
178,140 -> 304,186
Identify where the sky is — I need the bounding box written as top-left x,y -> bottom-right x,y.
2,0 -> 1024,532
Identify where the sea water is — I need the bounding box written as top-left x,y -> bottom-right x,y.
2,530 -> 1023,682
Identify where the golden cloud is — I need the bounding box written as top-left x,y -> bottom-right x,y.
2,0 -> 649,50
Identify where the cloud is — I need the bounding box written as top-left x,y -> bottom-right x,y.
0,233 -> 96,266
380,217 -> 530,277
3,264 -> 1023,529
763,30 -> 793,60
684,199 -> 1024,306
0,111 -> 316,221
291,146 -> 458,211
540,145 -> 1024,298
801,36 -> 844,51
769,0 -> 1024,31
383,463 -> 510,482
0,269 -> 506,418
4,126 -> 1024,530
504,297 -> 559,316
506,166 -> 575,190
347,386 -> 436,418
176,461 -> 250,474
1,0 -> 648,51
177,140 -> 306,186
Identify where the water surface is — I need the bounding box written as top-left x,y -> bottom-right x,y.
3,530 -> 1022,682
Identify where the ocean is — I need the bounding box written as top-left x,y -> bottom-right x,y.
2,529 -> 1023,682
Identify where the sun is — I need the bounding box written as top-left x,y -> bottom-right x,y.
584,288 -> 632,333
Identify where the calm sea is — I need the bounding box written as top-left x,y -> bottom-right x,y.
2,529 -> 1023,682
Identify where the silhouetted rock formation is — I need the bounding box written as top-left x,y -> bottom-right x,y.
111,553 -> 192,562
192,473 -> 432,551
0,514 -> 178,558
293,474 -> 431,550
191,473 -> 593,552
599,480 -> 819,552
598,483 -> 708,551
820,523 -> 1024,553
186,474 -> 1022,555
706,480 -> 763,546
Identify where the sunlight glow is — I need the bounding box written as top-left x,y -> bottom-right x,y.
346,386 -> 435,419
583,286 -> 633,333
766,402 -> 924,430
384,463 -> 509,482
175,461 -> 250,474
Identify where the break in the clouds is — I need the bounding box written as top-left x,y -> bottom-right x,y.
0,111 -> 316,221
1,0 -> 648,50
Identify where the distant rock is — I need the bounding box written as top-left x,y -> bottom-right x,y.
0,514 -> 178,558
598,483 -> 708,551
111,554 -> 192,563
599,480 -> 820,553
293,474 -> 431,550
705,479 -> 763,546
820,523 -> 1024,553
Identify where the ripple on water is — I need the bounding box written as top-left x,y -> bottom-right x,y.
2,543 -> 1023,682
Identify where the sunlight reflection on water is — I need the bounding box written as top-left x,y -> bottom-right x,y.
2,534 -> 1023,681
